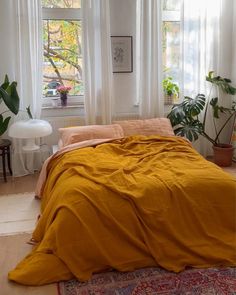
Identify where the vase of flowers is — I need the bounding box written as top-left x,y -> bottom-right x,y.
56,85 -> 71,107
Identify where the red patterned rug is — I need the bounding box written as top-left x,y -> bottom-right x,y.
57,266 -> 236,295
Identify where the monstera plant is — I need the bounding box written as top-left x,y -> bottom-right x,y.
0,75 -> 20,138
167,71 -> 236,166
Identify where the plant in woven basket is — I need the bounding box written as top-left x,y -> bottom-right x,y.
163,76 -> 179,105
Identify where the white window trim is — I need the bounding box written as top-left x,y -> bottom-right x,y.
42,6 -> 84,108
42,95 -> 84,108
42,7 -> 82,20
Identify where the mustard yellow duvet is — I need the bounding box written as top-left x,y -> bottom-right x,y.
9,135 -> 236,285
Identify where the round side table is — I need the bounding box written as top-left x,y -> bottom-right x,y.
0,139 -> 12,182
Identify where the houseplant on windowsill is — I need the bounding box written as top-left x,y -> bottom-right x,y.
162,76 -> 179,105
0,75 -> 20,143
167,71 -> 236,166
56,85 -> 71,107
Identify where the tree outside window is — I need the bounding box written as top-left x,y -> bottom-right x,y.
42,0 -> 83,98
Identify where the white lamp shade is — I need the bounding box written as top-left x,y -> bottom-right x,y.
8,119 -> 52,151
8,119 -> 52,139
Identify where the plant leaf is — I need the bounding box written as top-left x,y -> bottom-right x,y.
207,71 -> 214,80
210,97 -> 218,107
4,74 -> 9,84
174,120 -> 203,142
167,104 -> 185,126
1,74 -> 10,91
0,115 -> 11,137
206,73 -> 236,95
182,94 -> 206,117
0,82 -> 20,115
26,105 -> 33,119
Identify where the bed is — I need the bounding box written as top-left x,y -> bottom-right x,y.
8,118 -> 236,286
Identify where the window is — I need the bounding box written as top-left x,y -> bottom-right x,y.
162,0 -> 182,104
42,0 -> 83,105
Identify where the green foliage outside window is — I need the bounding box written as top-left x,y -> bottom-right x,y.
42,0 -> 83,97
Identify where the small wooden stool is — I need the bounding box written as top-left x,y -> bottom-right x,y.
0,139 -> 12,182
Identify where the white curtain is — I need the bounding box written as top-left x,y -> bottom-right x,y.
136,0 -> 164,118
15,0 -> 43,119
82,0 -> 114,125
182,0 -> 234,155
11,0 -> 50,176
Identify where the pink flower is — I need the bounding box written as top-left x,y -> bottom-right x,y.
56,85 -> 72,94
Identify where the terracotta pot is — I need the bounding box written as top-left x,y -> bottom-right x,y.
212,144 -> 234,167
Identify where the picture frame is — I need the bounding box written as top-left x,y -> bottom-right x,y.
111,36 -> 133,73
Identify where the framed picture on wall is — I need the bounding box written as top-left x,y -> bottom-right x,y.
111,36 -> 133,73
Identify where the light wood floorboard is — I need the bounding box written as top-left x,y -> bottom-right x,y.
0,174 -> 57,294
0,193 -> 40,235
0,234 -> 57,295
0,173 -> 39,196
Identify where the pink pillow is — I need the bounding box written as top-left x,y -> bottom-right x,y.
59,124 -> 124,147
113,118 -> 174,137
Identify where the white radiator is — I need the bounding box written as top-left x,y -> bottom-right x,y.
43,113 -> 140,146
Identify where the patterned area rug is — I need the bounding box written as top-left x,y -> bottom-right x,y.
58,266 -> 236,295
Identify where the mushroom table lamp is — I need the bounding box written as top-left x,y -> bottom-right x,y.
8,119 -> 52,151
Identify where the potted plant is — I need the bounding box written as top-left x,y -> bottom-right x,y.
56,85 -> 71,107
0,75 -> 20,142
162,76 -> 179,105
167,71 -> 236,166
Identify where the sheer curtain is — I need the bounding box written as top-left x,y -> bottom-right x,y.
82,0 -> 114,125
15,0 -> 43,119
182,0 -> 234,155
136,0 -> 164,118
11,0 -> 48,176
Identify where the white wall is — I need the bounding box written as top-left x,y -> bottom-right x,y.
220,0 -> 234,79
110,0 -> 138,116
0,1 -> 16,82
0,1 -> 16,123
231,1 -> 236,84
218,0 -> 236,143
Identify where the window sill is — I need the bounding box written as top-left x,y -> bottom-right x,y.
41,102 -> 85,118
42,103 -> 84,110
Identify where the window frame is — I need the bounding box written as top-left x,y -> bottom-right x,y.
42,6 -> 84,107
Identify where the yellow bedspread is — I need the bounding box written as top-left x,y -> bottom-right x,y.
9,135 -> 236,285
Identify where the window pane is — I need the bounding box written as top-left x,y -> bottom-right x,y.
43,20 -> 83,97
163,0 -> 181,11
162,21 -> 181,104
42,0 -> 81,8
162,21 -> 181,101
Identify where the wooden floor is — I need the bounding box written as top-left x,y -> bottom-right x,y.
220,162 -> 236,177
0,161 -> 235,295
0,173 -> 57,295
0,173 -> 39,196
0,234 -> 57,295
